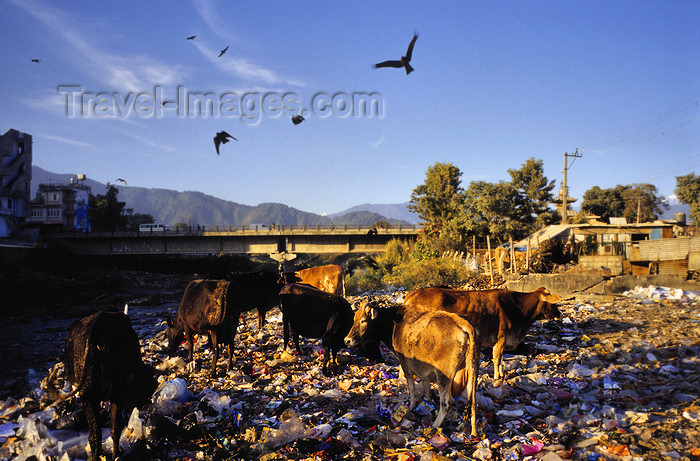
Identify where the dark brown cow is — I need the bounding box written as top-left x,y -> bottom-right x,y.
296,264 -> 345,297
61,311 -> 157,461
279,283 -> 354,373
166,271 -> 280,376
345,301 -> 479,433
403,286 -> 561,380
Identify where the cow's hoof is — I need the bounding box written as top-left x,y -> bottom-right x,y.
493,378 -> 504,387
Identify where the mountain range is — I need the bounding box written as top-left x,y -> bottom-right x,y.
31,166 -> 420,227
31,166 -> 689,227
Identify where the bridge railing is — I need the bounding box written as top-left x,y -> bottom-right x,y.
52,223 -> 421,237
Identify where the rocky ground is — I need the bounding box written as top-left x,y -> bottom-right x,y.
0,286 -> 699,460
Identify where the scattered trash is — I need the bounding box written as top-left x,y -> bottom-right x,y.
0,286 -> 699,459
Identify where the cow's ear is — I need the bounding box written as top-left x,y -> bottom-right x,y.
370,308 -> 379,320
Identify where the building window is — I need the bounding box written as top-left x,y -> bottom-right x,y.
48,208 -> 60,217
32,209 -> 43,218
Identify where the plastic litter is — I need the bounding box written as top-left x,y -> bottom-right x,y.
2,288 -> 699,460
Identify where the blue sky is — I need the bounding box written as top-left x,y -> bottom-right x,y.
2,0 -> 698,216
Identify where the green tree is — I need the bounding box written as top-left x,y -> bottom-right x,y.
675,173 -> 700,226
462,180 -> 519,244
460,158 -> 556,244
89,184 -> 128,231
581,184 -> 667,223
408,162 -> 467,255
507,158 -> 557,231
621,184 -> 667,223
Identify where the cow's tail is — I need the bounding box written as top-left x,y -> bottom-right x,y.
451,321 -> 479,436
466,324 -> 479,436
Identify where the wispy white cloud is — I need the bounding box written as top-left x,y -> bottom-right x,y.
22,90 -> 67,112
40,134 -> 94,148
9,0 -> 187,93
190,39 -> 305,88
372,136 -> 386,148
190,0 -> 306,88
191,0 -> 237,43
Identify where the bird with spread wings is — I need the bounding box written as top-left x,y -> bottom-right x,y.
373,33 -> 419,75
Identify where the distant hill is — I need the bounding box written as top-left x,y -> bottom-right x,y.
331,202 -> 419,224
31,166 -> 409,227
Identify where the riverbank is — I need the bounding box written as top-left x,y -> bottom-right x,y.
1,289 -> 699,460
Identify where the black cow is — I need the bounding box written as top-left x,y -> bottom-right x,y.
62,310 -> 157,461
279,283 -> 354,373
166,271 -> 280,376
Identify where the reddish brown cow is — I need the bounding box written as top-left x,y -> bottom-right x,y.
166,271 -> 280,376
296,264 -> 345,297
403,286 -> 561,381
345,301 -> 479,433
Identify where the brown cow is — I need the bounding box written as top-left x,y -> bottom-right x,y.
279,283 -> 354,373
345,301 -> 479,433
296,264 -> 345,297
403,286 -> 561,381
61,311 -> 157,461
166,271 -> 280,376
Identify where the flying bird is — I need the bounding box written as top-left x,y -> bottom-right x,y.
214,131 -> 237,154
373,33 -> 419,75
186,35 -> 196,40
115,178 -> 127,185
218,46 -> 229,57
291,115 -> 305,125
31,59 -> 41,63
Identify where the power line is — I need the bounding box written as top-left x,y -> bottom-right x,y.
591,93 -> 700,151
626,153 -> 700,184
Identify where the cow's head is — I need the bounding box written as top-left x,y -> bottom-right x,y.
164,316 -> 184,353
534,287 -> 562,320
344,300 -> 401,348
345,300 -> 378,347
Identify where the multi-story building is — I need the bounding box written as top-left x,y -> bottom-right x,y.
0,129 -> 32,237
30,175 -> 91,231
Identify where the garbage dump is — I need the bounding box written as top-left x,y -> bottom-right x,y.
1,286 -> 699,460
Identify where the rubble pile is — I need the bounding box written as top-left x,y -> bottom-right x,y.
1,287 -> 699,460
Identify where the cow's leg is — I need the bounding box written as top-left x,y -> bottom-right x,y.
257,308 -> 266,330
185,326 -> 195,362
209,332 -> 219,377
85,396 -> 101,461
282,310 -> 290,351
110,401 -> 122,459
292,332 -> 302,355
492,338 -> 505,381
226,342 -> 234,373
433,377 -> 453,428
227,315 -> 240,372
321,346 -> 330,374
398,359 -> 418,411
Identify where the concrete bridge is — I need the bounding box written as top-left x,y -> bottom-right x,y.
45,224 -> 421,255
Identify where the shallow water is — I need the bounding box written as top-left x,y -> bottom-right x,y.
0,302 -> 178,400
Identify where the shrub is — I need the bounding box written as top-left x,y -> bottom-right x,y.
383,257 -> 474,291
346,269 -> 385,295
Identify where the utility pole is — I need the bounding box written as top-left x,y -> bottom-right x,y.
561,148 -> 582,224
